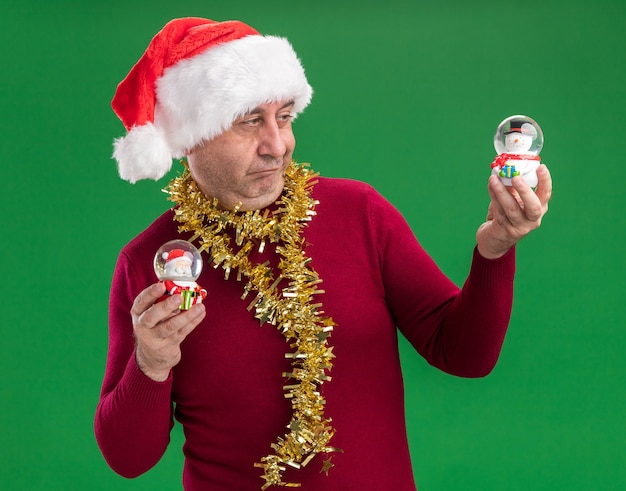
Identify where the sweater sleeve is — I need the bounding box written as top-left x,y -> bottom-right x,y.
371,188 -> 516,378
94,250 -> 175,478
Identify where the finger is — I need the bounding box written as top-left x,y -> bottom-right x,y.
485,196 -> 506,224
534,164 -> 553,206
488,176 -> 520,221
490,177 -> 540,234
137,293 -> 184,330
155,302 -> 206,341
511,176 -> 543,221
485,200 -> 497,221
131,282 -> 167,319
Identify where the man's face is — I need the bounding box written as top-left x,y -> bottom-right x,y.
186,100 -> 296,211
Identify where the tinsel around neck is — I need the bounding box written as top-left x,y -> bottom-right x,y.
164,160 -> 341,489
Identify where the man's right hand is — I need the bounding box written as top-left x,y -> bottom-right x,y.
131,282 -> 206,381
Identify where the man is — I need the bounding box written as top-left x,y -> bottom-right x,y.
95,17 -> 552,491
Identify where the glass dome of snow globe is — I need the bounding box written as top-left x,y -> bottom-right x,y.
153,239 -> 203,281
494,115 -> 543,156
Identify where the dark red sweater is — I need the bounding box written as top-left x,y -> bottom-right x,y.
95,177 -> 515,490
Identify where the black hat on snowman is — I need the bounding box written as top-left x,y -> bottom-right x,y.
505,119 -> 537,139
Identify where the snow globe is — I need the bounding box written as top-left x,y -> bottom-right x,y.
154,239 -> 207,310
491,115 -> 543,187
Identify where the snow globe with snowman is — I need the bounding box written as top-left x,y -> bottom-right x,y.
491,115 -> 543,187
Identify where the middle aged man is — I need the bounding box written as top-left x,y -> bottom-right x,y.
95,17 -> 552,491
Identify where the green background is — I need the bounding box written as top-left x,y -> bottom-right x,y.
1,0 -> 624,489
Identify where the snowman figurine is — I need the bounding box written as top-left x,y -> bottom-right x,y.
154,239 -> 207,310
491,115 -> 543,187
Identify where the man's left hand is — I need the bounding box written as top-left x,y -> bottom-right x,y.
476,164 -> 552,259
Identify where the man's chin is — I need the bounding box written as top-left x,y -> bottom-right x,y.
240,185 -> 284,211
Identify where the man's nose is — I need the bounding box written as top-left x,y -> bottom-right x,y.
258,121 -> 287,158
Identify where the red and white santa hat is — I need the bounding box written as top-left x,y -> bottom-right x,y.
112,17 -> 313,183
162,249 -> 192,264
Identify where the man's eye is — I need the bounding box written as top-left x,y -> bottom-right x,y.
241,117 -> 261,126
277,113 -> 294,126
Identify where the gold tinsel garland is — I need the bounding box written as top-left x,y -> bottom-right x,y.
165,160 -> 340,489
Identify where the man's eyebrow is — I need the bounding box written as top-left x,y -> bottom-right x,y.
247,100 -> 295,115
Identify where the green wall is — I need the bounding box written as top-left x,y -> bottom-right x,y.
2,0 -> 624,489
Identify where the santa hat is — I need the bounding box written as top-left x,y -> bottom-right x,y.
163,249 -> 192,263
112,17 -> 313,183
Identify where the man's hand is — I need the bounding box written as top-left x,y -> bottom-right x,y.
131,282 -> 206,381
476,164 -> 552,259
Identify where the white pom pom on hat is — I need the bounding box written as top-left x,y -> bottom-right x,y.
111,17 -> 313,183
